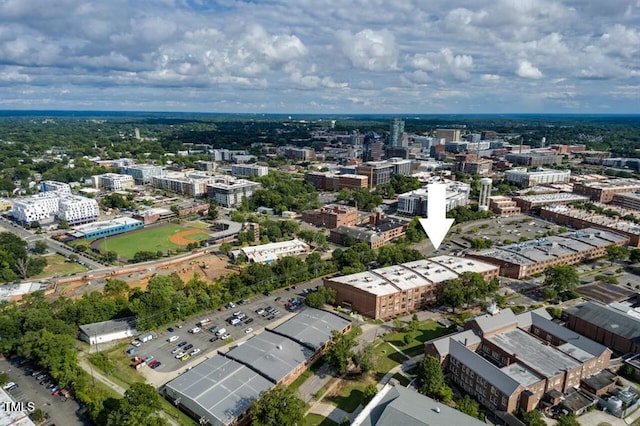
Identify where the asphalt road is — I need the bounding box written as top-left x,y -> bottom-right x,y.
0,357 -> 89,426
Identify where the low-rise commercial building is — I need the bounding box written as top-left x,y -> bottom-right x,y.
612,192 -> 640,211
468,228 -> 629,279
513,193 -> 589,213
425,308 -> 611,414
95,173 -> 135,191
540,205 -> 640,247
70,217 -> 143,240
573,178 -> 640,203
329,213 -> 407,249
324,255 -> 499,320
229,239 -> 309,263
564,302 -> 640,355
78,316 -> 138,345
306,172 -> 369,191
504,168 -> 571,187
489,196 -> 521,217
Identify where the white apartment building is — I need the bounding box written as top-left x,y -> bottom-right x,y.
57,195 -> 100,225
231,164 -> 268,178
397,180 -> 470,217
152,172 -> 215,197
504,168 -> 571,187
97,173 -> 135,191
41,180 -> 71,193
206,176 -> 261,207
12,193 -> 99,225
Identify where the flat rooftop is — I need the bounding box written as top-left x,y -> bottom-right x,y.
543,206 -> 640,236
500,363 -> 543,387
224,330 -> 314,383
576,178 -> 640,189
72,217 -> 142,233
165,355 -> 272,425
514,193 -> 589,203
488,328 -> 581,378
272,307 -> 351,350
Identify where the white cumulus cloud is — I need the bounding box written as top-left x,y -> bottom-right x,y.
336,28 -> 398,71
516,60 -> 543,79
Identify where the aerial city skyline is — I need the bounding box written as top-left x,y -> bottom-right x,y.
0,0 -> 638,114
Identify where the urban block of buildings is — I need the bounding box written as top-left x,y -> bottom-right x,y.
425,307 -> 611,414
92,173 -> 135,191
231,164 -> 269,178
468,228 -> 629,279
164,308 -> 351,425
206,176 -> 261,207
306,171 -> 369,191
121,164 -> 165,184
229,239 -> 309,264
323,255 -> 499,320
301,204 -> 358,229
152,172 -> 216,198
612,192 -> 640,211
505,152 -> 563,167
540,205 -> 640,247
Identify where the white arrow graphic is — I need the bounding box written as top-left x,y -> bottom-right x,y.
418,183 -> 454,251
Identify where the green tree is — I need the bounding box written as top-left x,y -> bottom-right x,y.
416,355 -> 446,398
325,330 -> 356,375
33,241 -> 48,254
556,413 -> 580,426
208,202 -> 219,220
305,286 -> 336,308
629,248 -> 640,264
520,409 -> 546,426
250,385 -> 305,426
605,245 -> 629,265
353,343 -> 375,374
439,279 -> 465,313
456,395 -> 481,419
363,383 -> 378,402
543,264 -> 579,295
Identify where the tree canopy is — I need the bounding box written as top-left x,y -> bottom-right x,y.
543,264 -> 579,294
250,385 -> 305,426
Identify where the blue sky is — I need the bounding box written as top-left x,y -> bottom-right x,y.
0,0 -> 638,114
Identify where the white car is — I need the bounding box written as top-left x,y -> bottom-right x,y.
220,333 -> 231,340
174,352 -> 185,359
189,327 -> 201,334
131,340 -> 142,347
171,347 -> 182,354
244,327 -> 253,334
167,335 -> 180,343
255,308 -> 265,315
3,382 -> 16,390
190,348 -> 201,356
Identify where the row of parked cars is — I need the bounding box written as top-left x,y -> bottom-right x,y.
30,370 -> 68,400
169,340 -> 201,361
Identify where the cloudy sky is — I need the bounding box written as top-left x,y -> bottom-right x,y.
0,0 -> 638,114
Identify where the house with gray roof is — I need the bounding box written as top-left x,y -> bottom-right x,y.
78,316 -> 138,345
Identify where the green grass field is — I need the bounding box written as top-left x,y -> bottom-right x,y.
96,223 -> 209,259
32,253 -> 89,279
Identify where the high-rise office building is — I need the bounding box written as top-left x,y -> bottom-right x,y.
389,118 -> 406,147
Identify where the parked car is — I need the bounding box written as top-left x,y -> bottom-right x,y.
167,327 -> 175,333
220,333 -> 231,340
143,356 -> 154,363
52,389 -> 61,396
209,336 -> 219,342
171,346 -> 182,354
244,327 -> 253,334
181,354 -> 190,361
255,308 -> 265,315
167,335 -> 180,343
274,297 -> 282,302
3,382 -> 16,390
244,318 -> 254,325
174,352 -> 185,359
178,341 -> 188,347
151,361 -> 161,370
190,348 -> 201,356
184,344 -> 193,351
131,340 -> 141,347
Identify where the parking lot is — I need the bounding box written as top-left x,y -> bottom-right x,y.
0,357 -> 89,426
127,282 -> 319,378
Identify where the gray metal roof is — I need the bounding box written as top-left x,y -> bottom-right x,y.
449,339 -> 521,396
472,308 -> 517,336
529,312 -> 608,357
354,383 -> 485,426
515,307 -> 552,328
78,316 -> 137,338
164,355 -> 273,426
427,329 -> 480,358
272,307 -> 351,350
225,330 -> 314,383
565,302 -> 640,343
488,328 -> 581,378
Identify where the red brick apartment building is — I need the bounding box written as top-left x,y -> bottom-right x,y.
425,308 -> 611,414
301,204 -> 358,229
324,255 -> 499,320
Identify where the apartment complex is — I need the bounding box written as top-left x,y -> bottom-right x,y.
206,176 -> 261,207
301,204 -> 358,229
306,172 -> 368,191
540,205 -> 640,247
95,173 -> 135,191
231,164 -> 268,178
468,228 -> 629,279
121,164 -> 165,184
152,172 -> 214,198
426,308 -> 611,414
12,193 -> 99,226
41,180 -> 71,193
504,168 -> 571,187
323,255 -> 499,320
397,181 -> 470,217
572,178 -> 640,203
